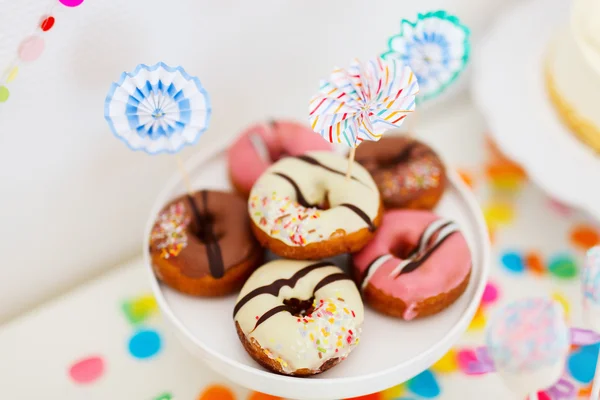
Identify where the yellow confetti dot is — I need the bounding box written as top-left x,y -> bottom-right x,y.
6,66 -> 18,83
484,202 -> 515,226
552,292 -> 570,319
468,307 -> 486,332
381,383 -> 406,399
431,348 -> 458,373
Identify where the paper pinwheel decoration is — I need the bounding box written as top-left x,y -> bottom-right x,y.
382,10 -> 470,102
309,57 -> 418,149
104,62 -> 211,154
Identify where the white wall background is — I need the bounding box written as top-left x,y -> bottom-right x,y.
0,0 -> 515,321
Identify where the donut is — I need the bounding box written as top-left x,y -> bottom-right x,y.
352,210 -> 471,320
227,120 -> 332,196
233,259 -> 364,376
248,151 -> 383,260
354,136 -> 447,210
149,190 -> 263,296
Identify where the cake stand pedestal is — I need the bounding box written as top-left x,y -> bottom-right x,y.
472,0 -> 600,220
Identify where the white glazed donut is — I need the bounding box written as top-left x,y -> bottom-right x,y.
248,151 -> 382,259
233,259 -> 364,376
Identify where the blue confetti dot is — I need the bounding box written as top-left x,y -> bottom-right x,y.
128,329 -> 162,359
407,369 -> 440,398
568,344 -> 599,384
500,251 -> 525,273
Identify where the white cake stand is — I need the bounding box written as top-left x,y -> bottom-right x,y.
472,0 -> 600,220
143,144 -> 490,399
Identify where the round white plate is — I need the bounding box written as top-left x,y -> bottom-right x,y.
472,0 -> 600,220
144,149 -> 490,399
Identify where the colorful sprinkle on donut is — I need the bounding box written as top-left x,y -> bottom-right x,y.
150,202 -> 190,259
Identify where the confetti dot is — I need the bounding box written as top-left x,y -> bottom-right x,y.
525,251 -> 545,275
570,224 -> 600,250
154,393 -> 172,400
552,292 -> 570,319
484,202 -> 515,226
407,370 -> 440,398
122,294 -> 158,324
431,349 -> 458,373
0,86 -> 9,103
248,392 -> 282,400
548,254 -> 578,279
59,0 -> 85,6
567,344 -> 599,383
481,282 -> 500,306
578,385 -> 592,398
198,385 -> 235,400
537,391 -> 551,400
500,251 -> 525,273
6,67 -> 18,83
547,197 -> 572,216
381,383 -> 406,399
68,356 -> 105,384
128,329 -> 162,359
456,169 -> 474,189
40,15 -> 55,31
457,349 -> 478,375
467,307 -> 486,332
344,393 -> 381,400
18,36 -> 45,62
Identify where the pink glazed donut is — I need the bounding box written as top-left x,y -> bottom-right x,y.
352,210 -> 472,320
227,120 -> 331,196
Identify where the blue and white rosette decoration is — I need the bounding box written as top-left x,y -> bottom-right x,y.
104,62 -> 211,154
382,10 -> 470,102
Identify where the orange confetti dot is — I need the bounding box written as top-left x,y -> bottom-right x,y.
570,224 -> 600,250
198,384 -> 236,400
525,251 -> 545,275
248,392 -> 281,400
578,384 -> 592,397
456,169 -> 475,189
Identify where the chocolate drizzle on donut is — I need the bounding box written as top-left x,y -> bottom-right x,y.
294,155 -> 368,187
271,173 -> 376,232
235,261 -> 352,330
272,172 -> 315,208
233,261 -> 333,317
360,219 -> 459,290
187,191 -> 225,279
340,204 -> 376,232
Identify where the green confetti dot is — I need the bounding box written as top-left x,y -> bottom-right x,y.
0,86 -> 9,102
548,254 -> 578,279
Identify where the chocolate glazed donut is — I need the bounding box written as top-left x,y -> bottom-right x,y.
355,136 -> 447,210
149,190 -> 263,296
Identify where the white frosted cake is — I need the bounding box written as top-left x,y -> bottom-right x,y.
546,0 -> 600,153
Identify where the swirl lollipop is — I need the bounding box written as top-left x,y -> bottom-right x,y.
582,246 -> 600,399
309,57 -> 418,178
382,10 -> 470,103
485,298 -> 570,399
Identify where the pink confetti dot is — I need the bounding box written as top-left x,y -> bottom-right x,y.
457,349 -> 478,375
68,356 -> 105,384
18,36 -> 45,62
481,282 -> 499,306
59,0 -> 85,6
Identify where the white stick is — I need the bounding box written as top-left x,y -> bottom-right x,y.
591,354 -> 600,400
175,154 -> 193,195
528,392 -> 537,400
345,147 -> 356,181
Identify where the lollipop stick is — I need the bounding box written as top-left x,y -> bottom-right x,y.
346,147 -> 356,180
175,154 -> 194,195
406,110 -> 417,137
528,392 -> 537,400
591,354 -> 600,400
